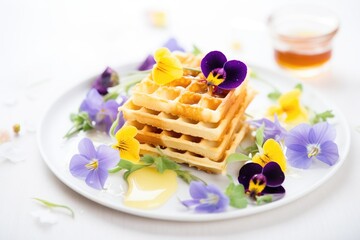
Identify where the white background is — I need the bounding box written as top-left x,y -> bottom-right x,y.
1,0 -> 360,239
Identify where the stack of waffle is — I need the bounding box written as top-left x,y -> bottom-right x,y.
120,54 -> 255,173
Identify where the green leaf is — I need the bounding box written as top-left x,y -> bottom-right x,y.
192,45 -> 202,56
294,83 -> 303,91
256,195 -> 273,205
33,198 -> 75,218
141,155 -> 155,164
242,145 -> 259,155
225,183 -> 248,209
267,90 -> 281,101
64,111 -> 94,138
255,124 -> 265,147
175,170 -> 205,185
226,152 -> 251,164
103,91 -> 119,101
311,110 -> 335,124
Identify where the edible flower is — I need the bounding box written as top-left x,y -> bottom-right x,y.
252,138 -> 287,172
69,138 -> 119,189
181,181 -> 229,213
267,89 -> 308,126
285,122 -> 339,169
112,126 -> 140,163
79,89 -> 120,133
200,51 -> 247,90
92,67 -> 119,95
238,162 -> 285,200
138,38 -> 185,71
151,47 -> 183,85
249,115 -> 287,142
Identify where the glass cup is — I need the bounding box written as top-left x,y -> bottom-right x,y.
268,5 -> 339,78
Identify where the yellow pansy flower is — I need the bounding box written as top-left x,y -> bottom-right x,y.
112,126 -> 140,163
268,89 -> 308,125
152,47 -> 183,85
252,139 -> 287,172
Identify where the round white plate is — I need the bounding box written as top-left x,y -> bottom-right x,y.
37,64 -> 350,222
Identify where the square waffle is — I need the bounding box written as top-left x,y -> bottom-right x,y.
131,75 -> 248,123
139,123 -> 249,174
121,80 -> 250,141
125,88 -> 255,161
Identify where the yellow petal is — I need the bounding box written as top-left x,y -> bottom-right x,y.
263,139 -> 287,172
118,138 -> 140,163
152,48 -> 183,85
252,139 -> 286,172
115,125 -> 137,140
154,47 -> 171,62
278,89 -> 301,111
113,126 -> 140,163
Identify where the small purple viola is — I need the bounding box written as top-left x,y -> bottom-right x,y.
92,67 -> 119,95
249,115 -> 287,142
69,138 -> 120,189
181,181 -> 229,213
285,122 -> 339,169
80,89 -> 120,133
238,162 -> 285,199
201,51 -> 247,90
138,38 -> 185,71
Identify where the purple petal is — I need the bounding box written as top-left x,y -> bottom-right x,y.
85,168 -> 108,189
200,51 -> 227,77
189,181 -> 208,199
262,186 -> 286,195
194,202 -> 227,213
249,116 -> 287,141
79,89 -> 103,119
69,154 -> 90,178
137,55 -> 156,71
218,60 -> 247,90
78,138 -> 97,159
91,67 -> 119,95
285,124 -> 311,147
163,38 -> 185,52
317,141 -> 339,166
96,145 -> 120,169
286,147 -> 312,169
95,100 -> 120,132
238,163 -> 263,189
262,162 -> 285,187
311,122 -> 336,144
181,199 -> 200,208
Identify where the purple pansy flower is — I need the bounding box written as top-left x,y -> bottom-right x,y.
285,122 -> 339,169
69,138 -> 120,189
200,51 -> 247,90
181,181 -> 229,213
249,115 -> 287,142
238,162 -> 285,199
92,67 -> 119,95
138,38 -> 185,70
80,89 -> 120,133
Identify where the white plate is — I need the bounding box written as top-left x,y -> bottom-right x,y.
37,64 -> 350,222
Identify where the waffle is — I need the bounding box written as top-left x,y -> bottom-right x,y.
126,89 -> 254,161
131,75 -> 248,123
139,123 -> 249,174
121,81 -> 251,141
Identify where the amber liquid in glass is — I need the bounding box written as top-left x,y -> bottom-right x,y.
275,49 -> 332,69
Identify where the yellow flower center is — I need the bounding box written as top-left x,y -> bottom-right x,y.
85,159 -> 99,170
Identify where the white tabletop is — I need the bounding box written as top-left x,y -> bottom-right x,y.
1,0 -> 360,239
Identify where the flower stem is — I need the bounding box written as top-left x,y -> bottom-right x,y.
183,66 -> 202,73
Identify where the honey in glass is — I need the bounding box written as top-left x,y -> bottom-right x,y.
268,6 -> 339,78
